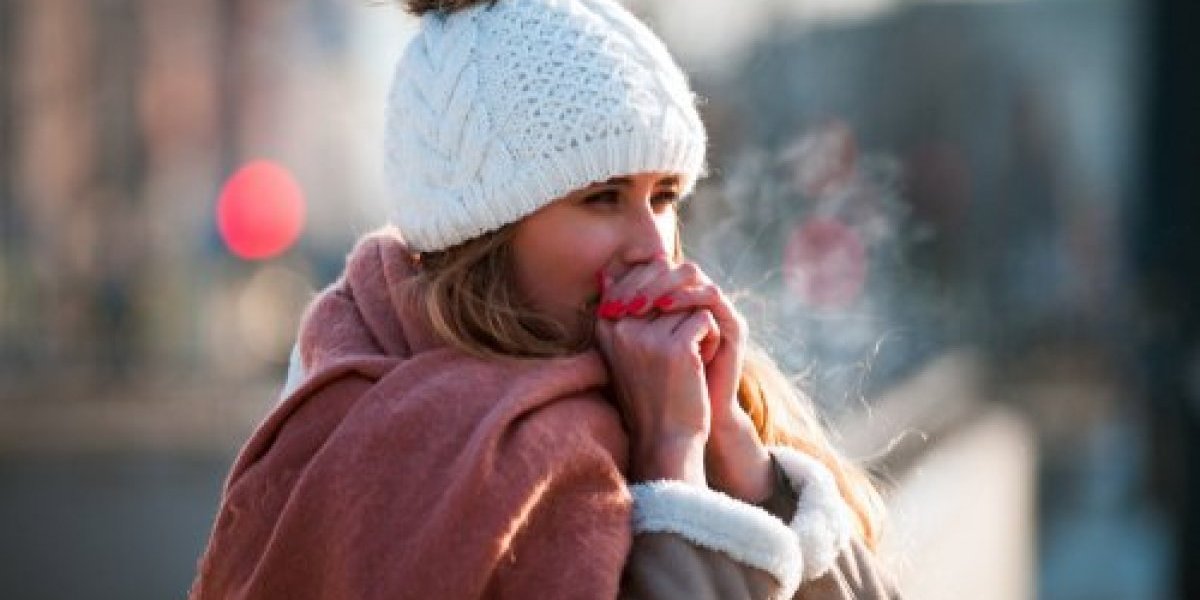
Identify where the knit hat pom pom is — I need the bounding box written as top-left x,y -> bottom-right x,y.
401,0 -> 497,16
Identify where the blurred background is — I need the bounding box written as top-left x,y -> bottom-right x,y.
1,0 -> 1197,597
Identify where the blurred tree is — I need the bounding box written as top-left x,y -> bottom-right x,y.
1138,0 -> 1200,594
0,1 -> 16,369
92,0 -> 147,380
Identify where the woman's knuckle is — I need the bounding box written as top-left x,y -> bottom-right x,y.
731,309 -> 747,328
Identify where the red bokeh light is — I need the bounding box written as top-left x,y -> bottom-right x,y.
783,217 -> 868,310
216,160 -> 306,260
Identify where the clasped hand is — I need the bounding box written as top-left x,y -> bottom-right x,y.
593,257 -> 772,503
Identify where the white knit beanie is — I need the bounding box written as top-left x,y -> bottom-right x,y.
384,0 -> 708,252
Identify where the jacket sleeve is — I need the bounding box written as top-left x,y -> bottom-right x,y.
619,449 -> 904,600
795,538 -> 904,600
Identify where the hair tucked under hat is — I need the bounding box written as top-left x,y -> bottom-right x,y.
384,0 -> 708,252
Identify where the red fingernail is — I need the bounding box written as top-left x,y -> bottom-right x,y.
614,300 -> 633,319
627,295 -> 647,314
654,295 -> 674,309
598,301 -> 623,320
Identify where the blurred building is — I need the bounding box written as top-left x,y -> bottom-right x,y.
0,0 -> 402,390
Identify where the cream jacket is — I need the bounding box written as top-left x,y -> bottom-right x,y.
621,447 -> 903,600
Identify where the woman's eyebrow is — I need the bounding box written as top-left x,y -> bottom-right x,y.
602,176 -> 632,186
599,175 -> 681,187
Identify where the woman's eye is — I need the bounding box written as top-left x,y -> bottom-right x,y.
652,192 -> 680,207
581,189 -> 678,210
584,190 -> 620,205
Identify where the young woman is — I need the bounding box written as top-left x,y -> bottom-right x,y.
191,0 -> 902,598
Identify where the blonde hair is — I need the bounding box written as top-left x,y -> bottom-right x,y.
408,227 -> 885,548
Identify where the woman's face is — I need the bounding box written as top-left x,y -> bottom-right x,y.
510,171 -> 683,340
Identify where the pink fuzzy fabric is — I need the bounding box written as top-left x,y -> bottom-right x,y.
191,229 -> 631,599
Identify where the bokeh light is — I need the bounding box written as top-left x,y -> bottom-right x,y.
783,216 -> 868,310
236,265 -> 315,367
216,160 -> 306,260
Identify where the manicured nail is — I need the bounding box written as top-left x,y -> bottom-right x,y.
653,295 -> 674,309
627,295 -> 647,314
613,300 -> 628,318
598,301 -> 624,320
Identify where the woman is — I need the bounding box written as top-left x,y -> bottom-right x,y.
191,0 -> 902,598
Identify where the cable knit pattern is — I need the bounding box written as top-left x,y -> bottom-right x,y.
384,0 -> 707,251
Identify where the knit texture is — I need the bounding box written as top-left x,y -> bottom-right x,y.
189,230 -> 633,599
384,0 -> 707,251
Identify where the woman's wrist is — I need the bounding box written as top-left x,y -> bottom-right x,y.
705,418 -> 773,503
630,434 -> 708,487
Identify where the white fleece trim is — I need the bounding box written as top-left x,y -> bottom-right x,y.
769,446 -> 858,581
630,480 -> 803,598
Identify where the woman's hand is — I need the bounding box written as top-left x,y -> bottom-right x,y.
594,261 -> 718,488
599,258 -> 772,503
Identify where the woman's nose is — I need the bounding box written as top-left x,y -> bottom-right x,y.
619,205 -> 673,265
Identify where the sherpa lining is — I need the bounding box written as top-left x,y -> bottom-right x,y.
629,446 -> 857,595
